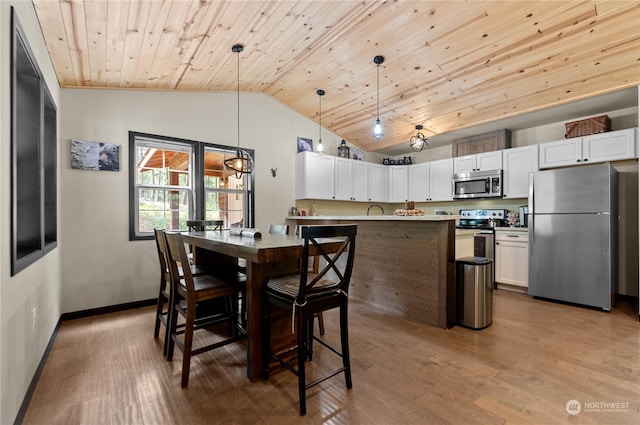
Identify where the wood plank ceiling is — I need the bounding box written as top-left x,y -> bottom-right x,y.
32,0 -> 640,153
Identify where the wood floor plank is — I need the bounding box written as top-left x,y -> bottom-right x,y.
21,290 -> 640,424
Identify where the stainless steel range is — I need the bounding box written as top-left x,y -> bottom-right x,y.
457,209 -> 506,285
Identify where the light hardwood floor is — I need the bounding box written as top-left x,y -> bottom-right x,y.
22,290 -> 640,425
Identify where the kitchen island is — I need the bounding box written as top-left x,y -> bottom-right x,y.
287,215 -> 458,328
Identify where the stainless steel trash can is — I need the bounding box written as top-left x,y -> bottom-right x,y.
456,256 -> 493,329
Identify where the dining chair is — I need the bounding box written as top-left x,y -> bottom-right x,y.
268,224 -> 289,235
164,231 -> 246,387
295,225 -> 325,337
153,228 -> 209,356
186,219 -> 223,231
261,224 -> 357,415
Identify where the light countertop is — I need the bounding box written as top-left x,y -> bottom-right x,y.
287,215 -> 460,221
495,226 -> 528,232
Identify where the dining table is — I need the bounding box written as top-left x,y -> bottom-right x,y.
181,229 -> 343,381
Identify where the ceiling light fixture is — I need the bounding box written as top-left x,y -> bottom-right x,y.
316,89 -> 325,154
224,43 -> 254,179
409,125 -> 428,152
372,55 -> 385,140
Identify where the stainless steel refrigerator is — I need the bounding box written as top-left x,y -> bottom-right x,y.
528,163 -> 617,310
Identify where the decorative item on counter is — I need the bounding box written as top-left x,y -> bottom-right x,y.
506,211 -> 519,226
337,139 -> 350,158
299,209 -> 307,216
310,201 -> 317,216
289,207 -> 298,216
405,201 -> 415,210
394,208 -> 425,216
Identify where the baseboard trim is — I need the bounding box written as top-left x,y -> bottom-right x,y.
13,320 -> 60,425
60,298 -> 156,321
14,298 -> 156,424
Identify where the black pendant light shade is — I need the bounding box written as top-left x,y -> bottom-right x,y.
224,43 -> 254,178
373,55 -> 385,140
409,124 -> 428,152
316,89 -> 325,154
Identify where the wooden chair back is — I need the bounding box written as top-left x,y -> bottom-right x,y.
186,220 -> 223,231
297,224 -> 357,302
268,224 -> 289,235
164,231 -> 196,295
153,228 -> 170,286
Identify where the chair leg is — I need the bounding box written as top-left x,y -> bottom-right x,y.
340,302 -> 352,389
297,310 -> 307,416
166,295 -> 180,361
306,317 -> 315,361
261,301 -> 272,380
316,312 -> 325,336
181,302 -> 196,388
154,286 -> 164,338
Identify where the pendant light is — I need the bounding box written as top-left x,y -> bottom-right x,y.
316,89 -> 325,154
224,43 -> 254,179
372,55 -> 385,140
409,125 -> 428,152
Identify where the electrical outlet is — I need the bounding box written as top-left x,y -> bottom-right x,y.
32,307 -> 37,331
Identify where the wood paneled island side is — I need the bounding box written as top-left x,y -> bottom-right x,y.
288,216 -> 457,329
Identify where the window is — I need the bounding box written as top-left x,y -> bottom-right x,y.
11,7 -> 58,275
129,132 -> 254,240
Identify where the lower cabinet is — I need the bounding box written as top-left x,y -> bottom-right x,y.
495,230 -> 528,289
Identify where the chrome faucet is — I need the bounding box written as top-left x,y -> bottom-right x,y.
367,204 -> 384,216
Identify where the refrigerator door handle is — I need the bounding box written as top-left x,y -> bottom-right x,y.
528,172 -> 534,214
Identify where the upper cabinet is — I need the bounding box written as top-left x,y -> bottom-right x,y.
368,163 -> 388,202
388,166 -> 409,202
295,152 -> 335,200
539,128 -> 636,169
408,159 -> 454,202
453,151 -> 502,173
352,160 -> 369,201
503,145 -> 539,198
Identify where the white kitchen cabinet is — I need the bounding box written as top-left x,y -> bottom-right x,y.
539,128 -> 637,169
388,166 -> 409,202
333,157 -> 353,201
495,230 -> 528,289
502,145 -> 539,198
352,160 -> 369,201
408,159 -> 453,202
453,151 -> 502,173
295,152 -> 335,200
367,163 -> 388,202
408,163 -> 429,201
429,158 -> 454,201
582,128 -> 636,163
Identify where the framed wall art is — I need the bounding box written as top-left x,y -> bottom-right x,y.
71,140 -> 120,171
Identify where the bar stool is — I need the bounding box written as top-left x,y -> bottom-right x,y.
262,224 -> 357,415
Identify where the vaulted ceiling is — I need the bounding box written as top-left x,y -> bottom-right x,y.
32,0 -> 640,153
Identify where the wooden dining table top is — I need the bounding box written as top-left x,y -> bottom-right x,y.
181,230 -> 343,264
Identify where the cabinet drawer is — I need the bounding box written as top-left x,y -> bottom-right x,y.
495,232 -> 528,242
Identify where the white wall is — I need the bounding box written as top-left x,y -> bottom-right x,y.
59,88 -> 346,313
0,1 -> 62,424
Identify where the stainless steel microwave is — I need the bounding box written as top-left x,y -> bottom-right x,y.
452,169 -> 503,199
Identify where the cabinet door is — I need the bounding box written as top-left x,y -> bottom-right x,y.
503,145 -> 539,198
429,158 -> 454,201
368,163 -> 388,202
408,163 -> 429,201
495,240 -> 528,287
334,157 -> 353,200
388,166 -> 409,202
295,152 -> 335,199
453,155 -> 476,173
476,151 -> 502,171
538,138 -> 582,169
583,128 -> 637,163
352,160 -> 369,201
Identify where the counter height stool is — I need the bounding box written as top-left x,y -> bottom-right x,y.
164,231 -> 246,388
261,224 -> 357,415
153,228 -> 209,356
186,219 -> 223,231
